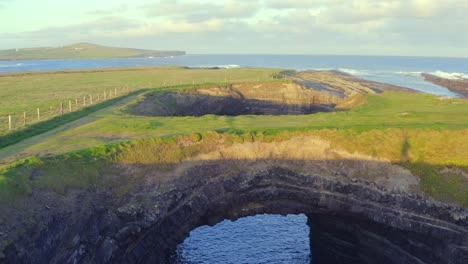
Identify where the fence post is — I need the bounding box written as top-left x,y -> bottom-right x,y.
69,100 -> 72,112
8,114 -> 11,130
23,112 -> 26,125
90,95 -> 93,105
83,96 -> 86,106
115,88 -> 117,96
37,108 -> 40,121
60,102 -> 64,115
104,91 -> 107,100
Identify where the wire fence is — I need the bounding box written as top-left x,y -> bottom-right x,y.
0,86 -> 136,135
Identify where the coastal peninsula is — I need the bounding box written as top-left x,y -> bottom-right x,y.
0,43 -> 185,61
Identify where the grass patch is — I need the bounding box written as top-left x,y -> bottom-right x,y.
0,90 -> 145,149
404,162 -> 467,206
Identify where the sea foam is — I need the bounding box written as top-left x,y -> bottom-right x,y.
336,68 -> 368,76
395,71 -> 423,77
195,64 -> 241,69
429,70 -> 468,80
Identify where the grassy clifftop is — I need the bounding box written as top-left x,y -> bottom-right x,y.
0,43 -> 185,60
0,67 -> 466,207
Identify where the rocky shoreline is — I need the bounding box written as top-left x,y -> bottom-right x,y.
421,73 -> 468,97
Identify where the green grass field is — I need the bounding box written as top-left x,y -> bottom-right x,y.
0,67 -> 282,133
0,67 -> 467,206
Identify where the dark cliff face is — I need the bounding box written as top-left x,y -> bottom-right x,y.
2,162 -> 467,264
421,73 -> 468,98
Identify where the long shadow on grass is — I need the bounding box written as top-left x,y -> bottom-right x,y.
0,90 -> 147,149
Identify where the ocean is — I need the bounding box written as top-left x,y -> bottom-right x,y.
174,214 -> 311,264
2,54 -> 467,263
1,54 -> 467,97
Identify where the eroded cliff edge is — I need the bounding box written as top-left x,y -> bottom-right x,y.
0,134 -> 466,264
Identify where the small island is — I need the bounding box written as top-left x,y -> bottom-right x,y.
421,72 -> 468,98
0,43 -> 185,61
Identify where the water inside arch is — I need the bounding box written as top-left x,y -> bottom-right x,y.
173,214 -> 311,264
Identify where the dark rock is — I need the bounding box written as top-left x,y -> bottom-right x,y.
95,237 -> 118,263
1,164 -> 466,264
115,224 -> 141,242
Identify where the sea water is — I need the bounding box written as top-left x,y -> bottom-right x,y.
174,214 -> 311,264
1,54 -> 467,97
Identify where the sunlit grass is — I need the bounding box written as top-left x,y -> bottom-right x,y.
0,71 -> 466,206
0,66 -> 282,132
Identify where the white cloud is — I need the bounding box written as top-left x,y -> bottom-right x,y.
119,18 -> 224,37
144,0 -> 260,22
1,0 -> 468,56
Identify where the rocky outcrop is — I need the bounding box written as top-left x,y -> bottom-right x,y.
283,70 -> 418,98
1,159 -> 466,264
421,73 -> 468,98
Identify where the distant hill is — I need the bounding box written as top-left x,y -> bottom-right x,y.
0,43 -> 185,60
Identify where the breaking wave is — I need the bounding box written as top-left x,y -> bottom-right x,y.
395,71 -> 423,77
193,64 -> 241,69
336,68 -> 368,76
429,70 -> 468,80
216,64 -> 240,69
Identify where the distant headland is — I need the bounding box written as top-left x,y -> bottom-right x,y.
0,43 -> 185,61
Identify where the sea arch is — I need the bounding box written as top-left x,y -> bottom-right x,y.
102,164 -> 467,264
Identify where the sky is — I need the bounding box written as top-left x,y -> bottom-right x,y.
1,0 -> 467,57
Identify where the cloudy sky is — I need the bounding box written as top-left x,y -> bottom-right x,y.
1,0 -> 467,57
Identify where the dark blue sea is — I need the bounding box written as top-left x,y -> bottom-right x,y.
2,54 -> 467,263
